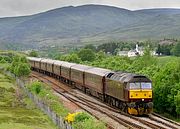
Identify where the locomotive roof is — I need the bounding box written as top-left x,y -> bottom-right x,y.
107,71 -> 151,82
71,64 -> 92,71
85,67 -> 112,76
61,62 -> 76,68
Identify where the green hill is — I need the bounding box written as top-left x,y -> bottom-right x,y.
0,5 -> 180,49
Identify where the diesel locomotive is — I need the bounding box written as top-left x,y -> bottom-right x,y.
27,57 -> 153,115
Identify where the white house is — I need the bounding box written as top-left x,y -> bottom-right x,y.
128,49 -> 139,57
118,51 -> 129,56
118,44 -> 157,57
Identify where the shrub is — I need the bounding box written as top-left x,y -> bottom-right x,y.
30,81 -> 42,94
0,58 -> 7,63
78,49 -> 95,62
74,112 -> 91,122
29,50 -> 38,57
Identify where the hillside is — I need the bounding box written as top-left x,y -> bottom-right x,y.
0,5 -> 180,49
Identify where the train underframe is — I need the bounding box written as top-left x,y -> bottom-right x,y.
32,67 -> 153,115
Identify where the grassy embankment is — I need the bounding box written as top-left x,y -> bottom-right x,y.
28,80 -> 106,129
0,64 -> 57,129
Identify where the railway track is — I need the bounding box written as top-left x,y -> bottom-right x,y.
30,71 -> 180,129
148,113 -> 180,129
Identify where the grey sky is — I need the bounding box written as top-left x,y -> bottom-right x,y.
0,0 -> 180,18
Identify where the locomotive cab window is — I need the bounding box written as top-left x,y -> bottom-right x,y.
141,82 -> 152,89
129,83 -> 140,89
129,82 -> 152,89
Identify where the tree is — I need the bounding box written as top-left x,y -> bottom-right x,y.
78,49 -> 95,62
153,61 -> 180,116
128,48 -> 157,72
60,53 -> 81,63
160,44 -> 174,55
95,51 -> 106,60
20,56 -> 28,63
172,42 -> 180,57
29,50 -> 38,57
156,44 -> 161,55
14,63 -> 31,77
84,44 -> 96,52
9,55 -> 31,77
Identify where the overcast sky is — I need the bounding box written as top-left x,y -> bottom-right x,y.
0,0 -> 180,18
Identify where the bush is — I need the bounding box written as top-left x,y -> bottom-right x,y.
29,50 -> 38,57
9,55 -> 30,77
60,53 -> 81,63
30,81 -> 42,94
74,112 -> 91,122
78,49 -> 95,62
0,58 -> 7,63
72,112 -> 106,129
14,63 -> 30,77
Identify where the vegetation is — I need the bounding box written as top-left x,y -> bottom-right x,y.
9,55 -> 30,77
0,68 -> 57,129
97,42 -> 134,55
78,49 -> 96,62
72,112 -> 105,129
65,111 -> 105,129
60,53 -> 81,63
27,81 -> 69,117
29,50 -> 38,57
171,42 -> 180,57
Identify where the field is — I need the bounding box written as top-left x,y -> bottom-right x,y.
0,69 -> 57,129
157,56 -> 180,66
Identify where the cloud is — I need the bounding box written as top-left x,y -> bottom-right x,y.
0,0 -> 180,17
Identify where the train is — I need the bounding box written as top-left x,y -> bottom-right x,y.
27,57 -> 153,115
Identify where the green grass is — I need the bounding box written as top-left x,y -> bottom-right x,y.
72,112 -> 106,129
0,70 -> 57,129
157,56 -> 180,66
27,81 -> 69,117
0,63 -> 10,70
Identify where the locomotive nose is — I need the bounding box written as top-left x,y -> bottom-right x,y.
129,90 -> 152,99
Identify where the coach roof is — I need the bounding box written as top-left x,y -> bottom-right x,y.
54,60 -> 66,66
61,62 -> 76,68
27,57 -> 42,61
41,59 -> 55,64
71,64 -> 92,71
85,67 -> 112,76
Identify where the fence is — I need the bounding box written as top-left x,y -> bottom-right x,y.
7,71 -> 74,129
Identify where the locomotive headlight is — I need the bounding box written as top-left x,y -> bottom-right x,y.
142,99 -> 144,101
